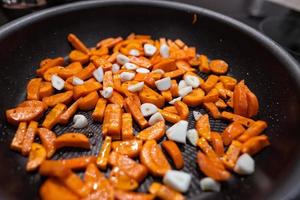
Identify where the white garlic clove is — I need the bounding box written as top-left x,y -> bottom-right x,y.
178,86 -> 193,97
93,67 -> 104,82
151,69 -> 165,75
144,44 -> 157,56
72,76 -> 84,86
148,112 -> 164,125
178,80 -> 188,90
128,82 -> 144,92
184,75 -> 200,88
129,49 -> 140,56
200,177 -> 221,192
120,72 -> 135,82
155,77 -> 171,91
193,111 -> 203,121
124,62 -> 138,70
168,97 -> 182,105
136,68 -> 150,74
100,87 -> 113,99
234,153 -> 255,175
163,170 -> 192,193
116,53 -> 130,65
160,44 -> 170,58
51,75 -> 65,91
72,114 -> 88,128
140,103 -> 158,117
166,120 -> 188,143
187,129 -> 199,146
112,63 -> 120,73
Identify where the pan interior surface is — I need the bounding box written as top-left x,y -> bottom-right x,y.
0,1 -> 299,200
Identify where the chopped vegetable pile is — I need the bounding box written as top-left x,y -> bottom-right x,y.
6,33 -> 270,200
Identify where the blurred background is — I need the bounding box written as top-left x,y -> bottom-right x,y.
0,0 -> 299,62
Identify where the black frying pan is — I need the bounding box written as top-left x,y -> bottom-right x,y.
0,1 -> 300,200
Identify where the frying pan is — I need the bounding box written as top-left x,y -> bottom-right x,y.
0,0 -> 299,199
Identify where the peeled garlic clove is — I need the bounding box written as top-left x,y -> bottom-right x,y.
168,97 -> 182,105
112,63 -> 120,73
140,103 -> 158,117
163,170 -> 192,193
73,114 -> 88,128
93,67 -> 104,82
193,111 -> 203,121
166,120 -> 188,143
72,76 -> 84,86
116,53 -> 130,65
184,75 -> 200,88
144,43 -> 157,56
160,43 -> 169,58
120,72 -> 135,82
129,49 -> 140,56
200,177 -> 221,192
151,69 -> 165,75
178,86 -> 193,97
234,153 -> 255,175
155,77 -> 171,91
100,87 -> 113,99
148,112 -> 164,125
187,129 -> 199,146
51,75 -> 65,91
178,80 -> 188,90
128,82 -> 144,92
124,62 -> 138,70
136,68 -> 150,74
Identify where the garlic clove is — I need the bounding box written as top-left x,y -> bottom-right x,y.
155,77 -> 171,91
51,75 -> 65,91
187,129 -> 199,146
120,72 -> 135,82
163,170 -> 192,193
144,44 -> 157,56
178,86 -> 193,97
184,75 -> 200,88
148,112 -> 164,125
128,82 -> 144,92
93,67 -> 104,82
72,114 -> 88,128
166,120 -> 188,143
168,97 -> 182,105
140,103 -> 158,117
100,87 -> 113,99
72,76 -> 84,86
116,53 -> 130,65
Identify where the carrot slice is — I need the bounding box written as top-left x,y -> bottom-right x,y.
108,91 -> 124,108
209,59 -> 228,74
27,78 -> 42,100
59,98 -> 81,125
130,56 -> 152,68
152,58 -> 177,72
83,163 -> 105,191
67,33 -> 89,54
73,81 -> 102,99
159,109 -> 181,124
215,98 -> 227,109
238,120 -> 267,142
92,98 -> 107,122
244,84 -> 259,117
202,88 -> 219,103
26,143 -> 46,171
139,85 -> 165,108
161,90 -> 172,102
109,166 -> 138,191
97,136 -> 112,170
176,60 -> 195,72
36,57 -> 64,76
69,50 -> 89,64
109,151 -> 148,182
42,103 -> 66,129
221,140 -> 242,169
43,66 -> 63,81
219,76 -> 237,90
182,88 -> 205,107
103,71 -> 114,88
78,91 -> 99,111
203,102 -> 221,119
42,91 -> 73,107
233,80 -> 249,116
162,140 -> 184,169
106,104 -> 122,140
198,55 -> 210,73
58,62 -> 83,79
38,128 -> 56,158
174,101 -> 189,120
55,133 -> 90,150
170,80 -> 179,97
62,171 -> 90,198
163,106 -> 178,114
111,139 -> 142,158
211,132 -> 225,156
221,111 -> 255,127
196,114 -> 211,141
10,122 -> 27,152
221,122 -> 245,146
137,121 -> 165,141
121,113 -> 134,140
140,140 -> 171,176
90,46 -> 109,57
241,135 -> 270,155
114,190 -> 155,200
21,121 -> 38,156
124,96 -> 148,129
39,82 -> 54,99
201,75 -> 219,93
149,182 -> 185,200
164,69 -> 185,78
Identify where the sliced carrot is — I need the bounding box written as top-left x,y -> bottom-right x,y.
174,101 -> 189,120
203,102 -> 221,119
40,178 -> 79,200
198,54 -> 210,73
201,75 -> 219,93
42,103 -> 66,129
90,46 -> 109,57
43,66 -> 63,81
59,98 -> 81,125
164,69 -> 185,78
241,135 -> 270,155
55,133 -> 90,150
197,152 -> 231,181
103,71 -> 114,88
121,113 -> 134,140
10,122 -> 27,152
109,152 -> 148,182
238,120 -> 267,142
149,182 -> 185,200
161,90 -> 172,102
78,91 -> 99,111
215,98 -> 227,109
124,96 -> 148,129
39,82 -> 54,98
27,78 -> 42,100
152,58 -> 177,72
109,166 -> 138,191
130,56 -> 152,68
42,91 -> 73,107
106,104 -> 122,140
69,50 -> 89,64
221,111 -> 255,127
114,190 -> 155,200
92,98 -> 107,122
233,80 -> 248,116
219,76 -> 237,90
162,140 -> 184,169
209,59 -> 228,74
26,143 -> 46,171
244,84 -> 259,117
144,73 -> 161,88
136,121 -> 165,141
66,63 -> 96,83
102,104 -> 112,136
182,88 -> 205,107
202,88 -> 219,103
221,140 -> 242,169
159,109 -> 181,124
140,140 -> 171,176
196,114 -> 211,141
67,33 -> 90,54
73,81 -> 102,99
21,121 -> 38,156
222,122 -> 245,146
38,128 -> 56,158
90,56 -> 112,72
58,62 -> 83,79
62,171 -> 90,198
176,60 -> 195,72
211,132 -> 225,156
214,82 -> 227,99
108,91 -> 124,108
197,137 -> 223,168
97,136 -> 112,170
83,163 -> 105,191
97,37 -> 123,48
170,80 -> 179,97
111,139 -> 142,158
36,57 -> 64,76
113,74 -> 124,94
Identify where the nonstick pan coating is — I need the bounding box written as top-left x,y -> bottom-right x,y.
0,1 -> 299,200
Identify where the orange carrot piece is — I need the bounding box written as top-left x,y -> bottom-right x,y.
26,143 -> 46,171
109,166 -> 138,191
36,57 -> 64,76
121,113 -> 134,140
202,88 -> 219,103
149,182 -> 184,200
161,90 -> 172,102
162,140 -> 184,169
102,104 -> 112,136
108,91 -> 124,108
59,98 -> 81,125
69,50 -> 89,64
233,80 -> 248,116
219,76 -> 237,90
73,81 -> 102,99
174,101 -> 189,120
196,114 -> 211,141
209,59 -> 228,74
96,136 -> 112,170
198,55 -> 210,73
170,80 -> 179,97
10,122 -> 27,152
42,103 -> 66,129
67,33 -> 89,54
39,82 -> 54,98
92,98 -> 107,122
238,120 -> 267,142
203,102 -> 221,119
136,121 -> 165,141
182,88 -> 205,107
159,109 -> 181,124
78,91 -> 99,111
163,106 -> 178,114
55,133 -> 90,150
176,60 -> 195,72
215,98 -> 227,109
197,137 -> 223,168
90,46 -> 109,57
114,190 -> 155,200
38,128 -> 56,158
201,75 -> 219,93
124,97 -> 148,129
111,139 -> 143,158
58,62 -> 83,79
43,66 -> 63,81
21,121 -> 38,156
164,69 -> 185,78
221,140 -> 242,169
62,171 -> 90,198
106,104 -> 122,140
67,63 -> 96,83
221,122 -> 245,146
27,78 -> 42,100
130,56 -> 152,68
42,91 -> 73,107
244,84 -> 259,117
97,37 -> 123,48
103,71 -> 114,88
221,111 -> 255,127
211,132 -> 225,156
83,163 -> 105,191
152,58 -> 177,72
241,135 -> 270,155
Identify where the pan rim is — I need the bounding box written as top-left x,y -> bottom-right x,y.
0,0 -> 299,199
